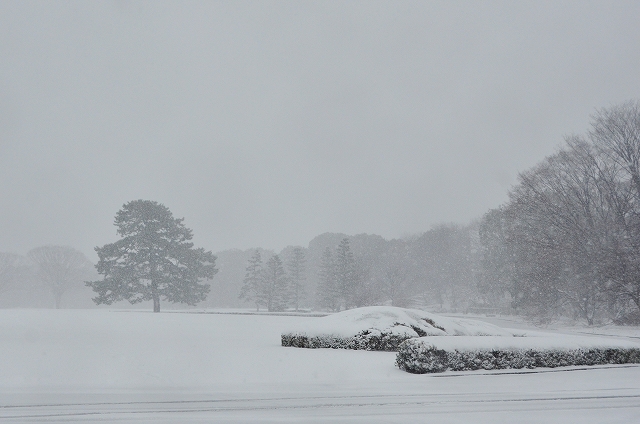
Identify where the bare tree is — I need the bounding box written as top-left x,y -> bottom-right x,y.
27,246 -> 92,309
590,100 -> 640,197
0,252 -> 24,295
478,208 -> 515,308
504,138 -> 621,324
504,169 -> 567,323
589,100 -> 640,314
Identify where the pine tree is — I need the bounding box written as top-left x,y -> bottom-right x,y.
317,247 -> 339,311
239,250 -> 263,311
335,238 -> 357,309
87,200 -> 217,312
287,247 -> 306,311
258,255 -> 290,312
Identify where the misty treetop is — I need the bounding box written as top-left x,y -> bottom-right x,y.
87,200 -> 217,312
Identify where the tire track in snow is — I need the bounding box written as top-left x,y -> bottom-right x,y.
2,366 -> 638,413
2,392 -> 640,420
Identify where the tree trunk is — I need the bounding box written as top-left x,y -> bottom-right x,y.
151,282 -> 160,312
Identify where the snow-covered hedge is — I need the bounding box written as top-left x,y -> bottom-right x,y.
282,330 -> 413,351
395,336 -> 640,373
281,306 -> 515,351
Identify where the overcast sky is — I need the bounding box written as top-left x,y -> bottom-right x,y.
2,1 -> 640,260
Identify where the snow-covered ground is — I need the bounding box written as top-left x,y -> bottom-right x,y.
443,312 -> 640,340
1,309 -> 640,423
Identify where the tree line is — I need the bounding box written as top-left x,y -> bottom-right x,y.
0,200 -> 217,312
0,246 -> 94,309
4,100 -> 640,325
229,227 -> 478,314
229,100 -> 640,325
237,247 -> 306,312
477,100 -> 640,325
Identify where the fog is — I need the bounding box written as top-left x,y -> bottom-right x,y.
2,1 -> 640,259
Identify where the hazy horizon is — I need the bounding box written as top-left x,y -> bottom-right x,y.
2,1 -> 640,260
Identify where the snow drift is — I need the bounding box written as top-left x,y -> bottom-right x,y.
395,335 -> 640,373
281,306 -> 515,351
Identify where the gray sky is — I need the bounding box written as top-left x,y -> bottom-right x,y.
2,1 -> 640,260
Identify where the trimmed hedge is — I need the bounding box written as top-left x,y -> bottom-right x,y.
282,329 -> 413,351
395,337 -> 640,374
281,307 -> 516,352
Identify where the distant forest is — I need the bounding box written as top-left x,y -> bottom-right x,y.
210,100 -> 640,325
3,101 -> 640,326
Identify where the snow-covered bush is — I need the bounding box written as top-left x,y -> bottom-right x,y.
282,329 -> 413,351
395,336 -> 640,373
281,306 -> 515,351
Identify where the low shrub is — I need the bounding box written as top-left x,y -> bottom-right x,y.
395,337 -> 640,374
282,329 -> 411,351
281,306 -> 516,351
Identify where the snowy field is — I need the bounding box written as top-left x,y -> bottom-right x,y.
1,310 -> 640,423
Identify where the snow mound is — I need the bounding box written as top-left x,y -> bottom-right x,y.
281,306 -> 515,351
396,335 -> 640,373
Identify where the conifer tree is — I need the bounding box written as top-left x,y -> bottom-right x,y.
287,247 -> 306,311
335,238 -> 357,309
317,247 -> 339,311
239,250 -> 263,311
87,200 -> 217,312
258,255 -> 290,312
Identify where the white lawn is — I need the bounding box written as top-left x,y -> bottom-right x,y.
1,309 -> 639,423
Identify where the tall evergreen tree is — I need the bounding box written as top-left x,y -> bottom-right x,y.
287,247 -> 306,311
87,200 -> 217,312
239,250 -> 263,311
258,255 -> 290,312
335,238 -> 357,309
317,247 -> 339,311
